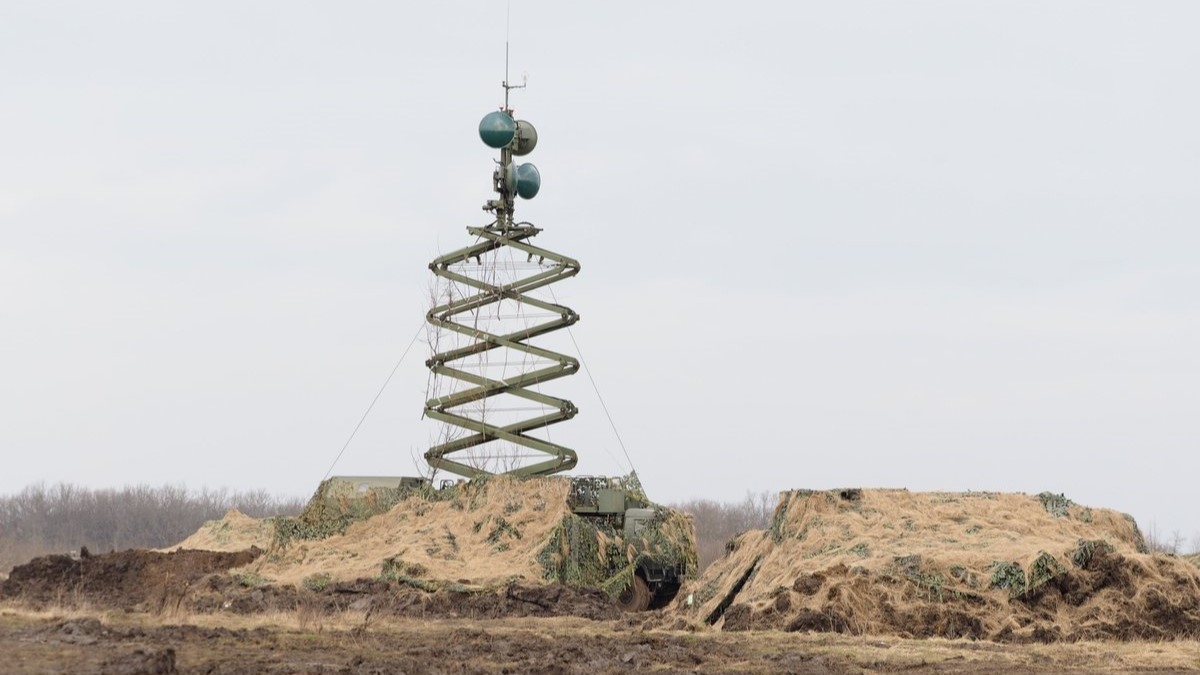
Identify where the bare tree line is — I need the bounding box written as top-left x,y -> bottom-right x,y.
0,483 -> 305,573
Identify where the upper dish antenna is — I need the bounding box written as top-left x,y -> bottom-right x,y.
479,71 -> 541,225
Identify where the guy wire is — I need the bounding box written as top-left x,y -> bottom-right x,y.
321,322 -> 425,481
548,286 -> 636,475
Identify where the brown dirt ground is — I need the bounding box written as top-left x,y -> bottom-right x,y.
2,607 -> 1199,675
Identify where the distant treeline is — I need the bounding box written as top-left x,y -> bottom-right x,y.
0,482 -> 778,575
0,483 -> 305,573
671,492 -> 778,571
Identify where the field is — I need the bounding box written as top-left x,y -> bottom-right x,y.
3,483 -> 1200,673
4,606 -> 1200,674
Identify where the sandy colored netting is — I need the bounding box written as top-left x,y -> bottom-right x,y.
245,476 -> 573,588
673,489 -> 1200,642
163,509 -> 273,553
538,507 -> 697,597
164,476 -> 696,600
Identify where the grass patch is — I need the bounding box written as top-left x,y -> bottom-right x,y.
234,572 -> 269,588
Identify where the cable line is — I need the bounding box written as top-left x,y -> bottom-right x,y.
550,287 -> 636,476
321,322 -> 425,481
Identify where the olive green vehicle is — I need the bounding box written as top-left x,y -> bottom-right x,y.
565,476 -> 693,611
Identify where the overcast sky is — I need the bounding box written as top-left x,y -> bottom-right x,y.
2,2 -> 1197,544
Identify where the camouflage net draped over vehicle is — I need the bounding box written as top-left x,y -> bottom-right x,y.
238,474 -> 695,599
271,479 -> 434,547
537,507 -> 697,599
672,488 -> 1200,642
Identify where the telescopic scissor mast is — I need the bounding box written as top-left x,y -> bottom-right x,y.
423,80 -> 581,479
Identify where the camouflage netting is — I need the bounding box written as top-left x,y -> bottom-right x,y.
673,489 -> 1200,642
537,507 -> 698,599
162,509 -> 274,552
271,479 -> 428,547
203,474 -> 698,600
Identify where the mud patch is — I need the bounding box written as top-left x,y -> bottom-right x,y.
1,548 -> 262,612
2,547 -> 619,622
191,575 -> 620,621
99,648 -> 177,675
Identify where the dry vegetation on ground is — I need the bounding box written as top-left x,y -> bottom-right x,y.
2,604 -> 1199,674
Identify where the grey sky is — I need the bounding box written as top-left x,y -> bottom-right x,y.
2,2 -> 1197,543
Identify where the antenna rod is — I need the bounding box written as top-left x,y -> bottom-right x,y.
504,0 -> 511,111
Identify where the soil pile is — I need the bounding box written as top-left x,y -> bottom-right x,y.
675,489 -> 1200,642
0,547 -> 618,620
0,548 -> 262,612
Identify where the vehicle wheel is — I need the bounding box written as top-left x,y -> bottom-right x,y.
616,575 -> 651,612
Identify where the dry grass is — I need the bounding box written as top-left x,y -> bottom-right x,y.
734,631 -> 1200,671
229,476 -> 573,587
3,600 -> 1199,672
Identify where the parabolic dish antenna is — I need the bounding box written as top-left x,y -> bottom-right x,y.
515,163 -> 540,199
479,111 -> 517,149
512,120 -> 538,156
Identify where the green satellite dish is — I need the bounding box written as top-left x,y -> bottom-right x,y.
512,120 -> 538,156
515,163 -> 540,199
479,111 -> 516,148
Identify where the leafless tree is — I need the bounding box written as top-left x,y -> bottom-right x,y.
673,491 -> 779,571
0,483 -> 304,573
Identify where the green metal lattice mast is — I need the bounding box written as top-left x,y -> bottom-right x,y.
423,81 -> 581,479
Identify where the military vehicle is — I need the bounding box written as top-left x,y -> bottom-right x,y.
566,475 -> 691,610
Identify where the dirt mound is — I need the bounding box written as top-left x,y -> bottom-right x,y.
162,509 -> 273,552
0,547 -> 617,622
1,548 -> 262,612
188,575 -> 620,621
674,489 -> 1200,642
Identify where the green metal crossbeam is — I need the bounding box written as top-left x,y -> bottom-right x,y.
423,95 -> 579,479
423,223 -> 581,478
